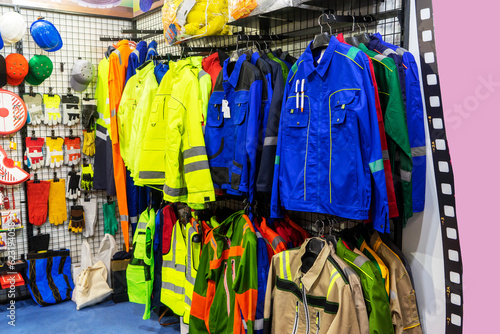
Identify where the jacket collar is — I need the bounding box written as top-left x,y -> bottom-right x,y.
250,52 -> 260,66
202,52 -> 220,70
189,56 -> 203,69
302,35 -> 340,78
294,237 -> 330,291
136,60 -> 155,81
223,55 -> 246,88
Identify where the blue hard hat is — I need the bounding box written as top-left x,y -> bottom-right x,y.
30,19 -> 62,52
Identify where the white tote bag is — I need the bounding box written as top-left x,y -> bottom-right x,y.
72,260 -> 113,310
92,234 -> 118,286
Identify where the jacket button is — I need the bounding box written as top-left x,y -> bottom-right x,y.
337,118 -> 340,122
296,122 -> 300,125
337,101 -> 340,104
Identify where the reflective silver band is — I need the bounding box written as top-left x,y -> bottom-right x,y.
130,216 -> 138,224
139,171 -> 165,179
272,236 -> 284,250
120,215 -> 128,222
264,136 -> 278,146
382,150 -> 390,161
137,222 -> 147,230
96,130 -> 107,141
400,169 -> 412,182
383,48 -> 396,56
110,109 -> 116,117
114,49 -> 122,65
163,184 -> 188,197
411,146 -> 426,157
162,281 -> 185,295
199,70 -> 208,80
396,47 -> 408,56
183,146 -> 207,159
374,54 -> 386,62
133,49 -> 139,57
184,160 -> 209,174
281,253 -> 289,280
185,294 -> 192,306
353,255 -> 368,268
162,260 -> 186,272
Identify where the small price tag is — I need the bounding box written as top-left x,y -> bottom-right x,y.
222,99 -> 231,119
9,141 -> 16,150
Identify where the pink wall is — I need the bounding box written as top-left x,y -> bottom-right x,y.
433,1 -> 500,330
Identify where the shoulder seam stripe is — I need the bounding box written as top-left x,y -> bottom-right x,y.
334,51 -> 363,69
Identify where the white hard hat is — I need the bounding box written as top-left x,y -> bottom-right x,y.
0,12 -> 27,45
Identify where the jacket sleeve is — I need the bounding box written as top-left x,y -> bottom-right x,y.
270,79 -> 291,219
327,284 -> 361,334
246,78 -> 263,204
233,226 -> 259,333
189,244 -> 211,334
386,65 -> 413,223
358,54 -> 389,233
257,64 -> 284,192
263,254 -> 278,334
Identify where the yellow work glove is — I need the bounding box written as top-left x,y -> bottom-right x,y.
45,137 -> 64,168
43,94 -> 62,126
83,130 -> 95,156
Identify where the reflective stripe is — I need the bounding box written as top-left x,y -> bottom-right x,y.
353,256 -> 369,268
96,130 -> 107,141
97,112 -> 104,119
396,47 -> 407,56
132,49 -> 139,57
162,281 -> 185,294
30,105 -> 42,112
183,146 -> 207,159
280,251 -> 291,280
120,215 -> 129,222
130,216 -> 138,224
327,270 -> 340,297
110,108 -> 116,117
184,160 -> 209,174
114,49 -> 122,65
272,236 -> 284,250
139,171 -> 165,179
400,169 -> 412,182
199,70 -> 208,80
411,146 -> 426,157
264,136 -> 278,146
137,222 -> 147,230
390,290 -> 398,300
382,150 -> 389,160
163,184 -> 187,197
369,159 -> 384,173
186,226 -> 197,285
162,260 -> 186,272
254,319 -> 264,330
66,148 -> 80,154
383,48 -> 396,56
184,294 -> 192,306
374,54 -> 386,62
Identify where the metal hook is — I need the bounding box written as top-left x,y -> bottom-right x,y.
357,23 -> 362,33
318,13 -> 327,34
271,34 -> 278,49
325,15 -> 333,35
246,35 -> 250,49
352,15 -> 355,32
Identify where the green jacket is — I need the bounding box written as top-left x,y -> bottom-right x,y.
337,239 -> 394,334
190,211 -> 258,334
359,44 -> 413,222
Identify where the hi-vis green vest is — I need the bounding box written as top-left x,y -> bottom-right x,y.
161,218 -> 201,324
126,208 -> 156,320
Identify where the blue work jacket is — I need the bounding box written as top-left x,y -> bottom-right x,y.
369,33 -> 426,212
271,36 -> 390,233
205,55 -> 263,203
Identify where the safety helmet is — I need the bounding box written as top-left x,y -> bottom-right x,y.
30,19 -> 63,52
0,12 -> 27,45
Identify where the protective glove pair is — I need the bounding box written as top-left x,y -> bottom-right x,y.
22,93 -> 44,125
45,137 -> 64,168
68,205 -> 85,233
82,99 -> 98,131
43,94 -> 62,126
82,130 -> 95,157
64,137 -> 81,166
24,137 -> 45,169
66,170 -> 81,200
62,95 -> 81,126
81,164 -> 94,191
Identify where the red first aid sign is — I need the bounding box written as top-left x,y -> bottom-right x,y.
0,89 -> 27,135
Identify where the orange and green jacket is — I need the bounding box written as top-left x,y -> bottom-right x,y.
190,210 -> 258,334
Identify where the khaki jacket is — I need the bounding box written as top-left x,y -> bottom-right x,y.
264,237 -> 360,334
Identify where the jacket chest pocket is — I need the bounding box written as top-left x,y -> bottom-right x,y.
329,90 -> 357,150
149,96 -> 165,127
283,95 -> 310,145
233,93 -> 248,126
207,102 -> 224,128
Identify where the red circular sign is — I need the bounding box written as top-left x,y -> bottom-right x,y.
0,89 -> 28,135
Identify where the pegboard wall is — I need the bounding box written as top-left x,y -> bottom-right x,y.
0,5 -> 133,302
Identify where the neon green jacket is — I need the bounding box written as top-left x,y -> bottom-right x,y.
118,61 -> 158,169
96,57 -> 111,133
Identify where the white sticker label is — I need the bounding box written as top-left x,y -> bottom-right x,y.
318,49 -> 326,64
222,99 -> 231,119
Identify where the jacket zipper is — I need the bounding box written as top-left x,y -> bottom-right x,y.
316,311 -> 320,334
301,282 -> 310,334
292,300 -> 299,334
223,262 -> 230,316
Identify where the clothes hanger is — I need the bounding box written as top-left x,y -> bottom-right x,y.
311,13 -> 331,52
137,59 -> 152,71
301,237 -> 325,274
345,15 -> 360,47
354,19 -> 371,46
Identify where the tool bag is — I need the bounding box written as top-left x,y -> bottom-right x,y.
26,249 -> 74,306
